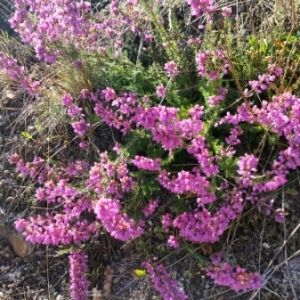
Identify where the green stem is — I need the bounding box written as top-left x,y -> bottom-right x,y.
140,0 -> 180,62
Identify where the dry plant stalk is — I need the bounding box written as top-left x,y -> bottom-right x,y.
91,266 -> 114,299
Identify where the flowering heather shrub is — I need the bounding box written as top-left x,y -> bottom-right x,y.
9,0 -> 148,62
3,0 -> 300,298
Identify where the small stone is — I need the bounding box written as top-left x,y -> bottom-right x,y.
0,265 -> 10,272
262,242 -> 271,249
170,270 -> 177,279
7,283 -> 15,288
5,197 -> 14,203
113,276 -> 121,284
203,289 -> 210,297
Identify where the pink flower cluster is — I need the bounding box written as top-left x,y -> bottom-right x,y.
85,151 -> 135,197
0,53 -> 24,81
15,210 -> 97,245
217,102 -> 255,126
172,205 -> 238,243
66,160 -> 90,178
195,50 -> 210,77
244,64 -> 283,96
71,119 -> 90,137
164,61 -> 179,78
94,197 -> 144,241
143,200 -> 159,217
61,93 -> 90,146
10,0 -> 93,61
237,154 -> 259,188
221,7 -> 232,17
196,49 -> 229,79
159,187 -> 244,244
133,104 -> 204,150
10,145 -> 146,247
208,87 -> 228,107
156,84 -> 167,98
214,67 -> 300,222
0,52 -> 40,96
143,258 -> 188,300
167,235 -> 180,248
158,169 -> 214,201
12,168 -> 99,246
187,0 -> 215,19
9,154 -> 56,185
225,125 -> 243,146
186,135 -> 219,176
9,0 -> 151,62
93,88 -> 137,134
207,253 -> 261,291
131,156 -> 161,171
69,250 -> 89,300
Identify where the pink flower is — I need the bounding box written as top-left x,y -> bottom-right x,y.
15,218 -> 27,231
69,250 -> 89,300
143,200 -> 159,217
113,142 -> 122,154
44,55 -> 56,64
67,106 -> 83,118
164,61 -> 179,77
207,260 -> 262,292
143,259 -> 188,299
156,84 -> 167,98
102,87 -> 116,101
132,156 -> 161,171
209,70 -> 218,80
71,120 -> 90,136
94,198 -> 144,241
80,89 -> 90,99
221,7 -> 232,17
110,0 -> 119,15
79,140 -> 89,149
275,208 -> 284,223
168,235 -> 180,248
8,153 -> 21,164
72,60 -> 82,68
61,93 -> 73,107
162,214 -> 172,232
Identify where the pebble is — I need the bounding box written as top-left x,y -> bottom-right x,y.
203,289 -> 210,297
170,270 -> 177,279
0,266 -> 10,272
